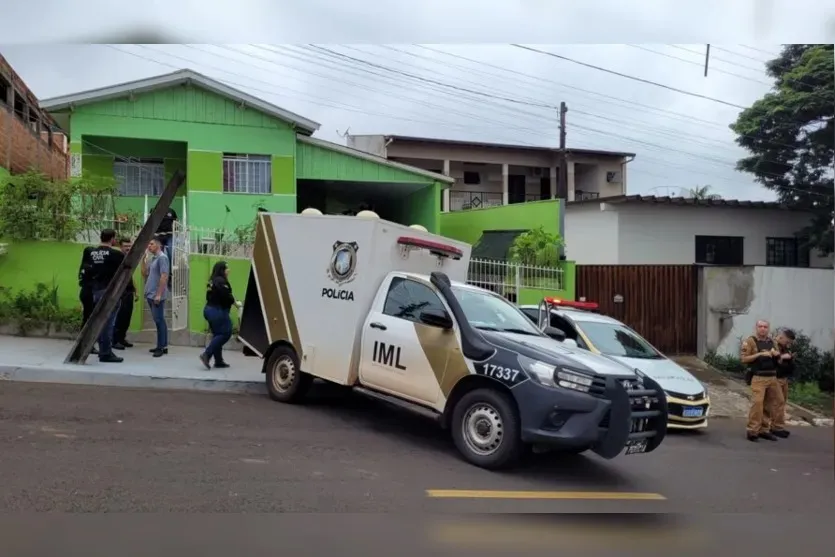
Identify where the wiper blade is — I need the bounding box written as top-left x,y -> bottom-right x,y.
498,328 -> 540,336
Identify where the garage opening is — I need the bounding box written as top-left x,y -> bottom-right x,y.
296,179 -> 440,232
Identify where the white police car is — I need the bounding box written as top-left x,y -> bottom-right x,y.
519,298 -> 710,429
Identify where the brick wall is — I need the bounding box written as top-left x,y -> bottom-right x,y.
0,104 -> 68,181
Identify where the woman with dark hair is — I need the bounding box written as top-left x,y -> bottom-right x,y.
199,261 -> 239,369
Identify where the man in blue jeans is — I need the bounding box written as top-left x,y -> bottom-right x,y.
142,237 -> 170,358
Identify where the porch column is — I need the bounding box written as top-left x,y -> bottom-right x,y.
442,159 -> 450,212
567,160 -> 576,201
501,163 -> 509,205
549,165 -> 557,199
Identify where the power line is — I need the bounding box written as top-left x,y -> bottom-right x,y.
738,44 -> 783,57
510,44 -> 749,109
710,45 -> 774,64
626,44 -> 770,85
667,44 -> 767,74
100,45 -> 832,201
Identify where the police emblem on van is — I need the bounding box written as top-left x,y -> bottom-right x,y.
327,241 -> 358,285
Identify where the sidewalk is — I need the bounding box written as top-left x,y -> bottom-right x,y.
0,335 -> 264,394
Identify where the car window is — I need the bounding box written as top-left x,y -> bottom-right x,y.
549,314 -> 589,349
577,321 -> 661,359
452,287 -> 543,335
383,277 -> 446,323
520,308 -> 539,324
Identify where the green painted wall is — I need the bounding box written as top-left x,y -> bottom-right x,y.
440,199 -> 561,245
188,255 -> 251,332
296,141 -> 433,183
187,192 -> 295,230
0,241 -> 143,332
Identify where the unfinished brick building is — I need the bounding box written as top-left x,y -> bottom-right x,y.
0,53 -> 68,181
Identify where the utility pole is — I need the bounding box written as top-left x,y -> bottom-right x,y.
704,44 -> 711,76
557,101 -> 568,199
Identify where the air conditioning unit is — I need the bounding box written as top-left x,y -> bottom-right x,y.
606,171 -> 622,183
530,167 -> 545,177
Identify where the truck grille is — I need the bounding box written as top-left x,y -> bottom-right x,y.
593,375 -> 663,440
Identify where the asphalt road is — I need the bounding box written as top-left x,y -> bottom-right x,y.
1,381 -> 833,555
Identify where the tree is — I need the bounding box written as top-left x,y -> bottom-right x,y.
688,185 -> 722,200
509,226 -> 564,266
730,44 -> 834,255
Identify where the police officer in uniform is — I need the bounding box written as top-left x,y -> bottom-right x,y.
741,319 -> 784,442
77,244 -> 98,355
86,229 -> 125,363
768,328 -> 796,438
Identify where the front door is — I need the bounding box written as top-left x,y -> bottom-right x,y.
508,175 -> 526,204
358,277 -> 449,406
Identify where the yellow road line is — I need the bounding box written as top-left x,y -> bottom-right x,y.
425,489 -> 666,500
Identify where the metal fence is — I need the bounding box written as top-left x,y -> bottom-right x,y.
186,226 -> 254,259
467,258 -> 565,303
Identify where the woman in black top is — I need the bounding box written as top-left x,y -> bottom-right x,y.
200,261 -> 237,369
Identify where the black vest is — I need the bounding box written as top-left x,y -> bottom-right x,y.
748,337 -> 776,376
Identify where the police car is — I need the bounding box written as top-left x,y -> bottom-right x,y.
519,298 -> 710,430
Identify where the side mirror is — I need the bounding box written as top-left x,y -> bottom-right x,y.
563,338 -> 578,348
543,326 -> 566,341
419,308 -> 453,329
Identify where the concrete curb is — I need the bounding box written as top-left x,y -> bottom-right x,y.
0,364 -> 266,395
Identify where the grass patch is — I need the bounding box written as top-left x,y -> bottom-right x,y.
789,382 -> 833,417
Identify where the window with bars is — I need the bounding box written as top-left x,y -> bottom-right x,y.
113,159 -> 165,197
766,237 -> 809,267
695,235 -> 744,265
223,154 -> 271,194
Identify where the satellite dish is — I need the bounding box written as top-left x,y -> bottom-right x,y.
300,208 -> 323,216
356,210 -> 380,219
409,224 -> 428,232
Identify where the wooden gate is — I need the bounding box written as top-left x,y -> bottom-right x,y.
575,265 -> 698,355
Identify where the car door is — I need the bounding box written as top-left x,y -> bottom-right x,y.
358,276 -> 448,407
549,313 -> 589,350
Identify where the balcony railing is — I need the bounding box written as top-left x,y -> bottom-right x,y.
450,190 -> 503,211
574,190 -> 600,201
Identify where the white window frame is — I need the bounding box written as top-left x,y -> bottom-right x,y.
223,154 -> 272,195
113,159 -> 165,197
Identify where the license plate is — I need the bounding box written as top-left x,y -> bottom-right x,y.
625,440 -> 648,455
682,407 -> 704,418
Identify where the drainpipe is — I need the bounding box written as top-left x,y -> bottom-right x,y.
622,155 -> 635,194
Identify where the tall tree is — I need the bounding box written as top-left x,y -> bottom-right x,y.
730,44 -> 834,254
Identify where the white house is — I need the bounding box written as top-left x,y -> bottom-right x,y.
565,195 -> 833,268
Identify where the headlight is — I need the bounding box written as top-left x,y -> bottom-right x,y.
556,369 -> 594,393
517,354 -> 558,388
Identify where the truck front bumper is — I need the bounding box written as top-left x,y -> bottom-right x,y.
513,374 -> 668,459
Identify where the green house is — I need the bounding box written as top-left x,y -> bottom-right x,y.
42,69 -> 451,234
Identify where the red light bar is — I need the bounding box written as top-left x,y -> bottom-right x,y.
543,297 -> 600,310
397,236 -> 463,260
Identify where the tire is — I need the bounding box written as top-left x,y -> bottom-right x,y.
451,388 -> 523,470
265,345 -> 312,403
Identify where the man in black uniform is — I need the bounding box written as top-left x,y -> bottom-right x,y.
87,228 -> 125,363
78,243 -> 98,355
113,237 -> 137,350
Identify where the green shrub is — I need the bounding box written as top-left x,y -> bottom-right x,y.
0,281 -> 81,336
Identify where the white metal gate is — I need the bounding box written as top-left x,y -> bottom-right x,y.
170,221 -> 189,331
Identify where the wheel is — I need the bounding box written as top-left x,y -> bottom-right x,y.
451,388 -> 523,470
265,345 -> 312,403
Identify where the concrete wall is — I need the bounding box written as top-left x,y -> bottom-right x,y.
698,266 -> 834,357
564,202 -> 620,264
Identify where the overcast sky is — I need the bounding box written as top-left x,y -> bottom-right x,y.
3,1 -> 834,201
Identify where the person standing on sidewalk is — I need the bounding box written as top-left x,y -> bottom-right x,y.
199,261 -> 241,370
77,243 -> 98,355
87,229 -> 124,363
769,328 -> 796,438
142,237 -> 170,358
741,320 -> 784,442
113,237 -> 138,350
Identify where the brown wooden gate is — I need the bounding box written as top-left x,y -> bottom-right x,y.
575,265 -> 698,355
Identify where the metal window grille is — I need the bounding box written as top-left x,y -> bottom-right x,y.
223,155 -> 271,194
114,160 -> 165,197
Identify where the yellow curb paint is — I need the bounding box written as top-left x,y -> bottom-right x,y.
425,490 -> 666,500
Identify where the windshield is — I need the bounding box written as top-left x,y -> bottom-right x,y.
577,321 -> 662,359
451,287 -> 543,336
